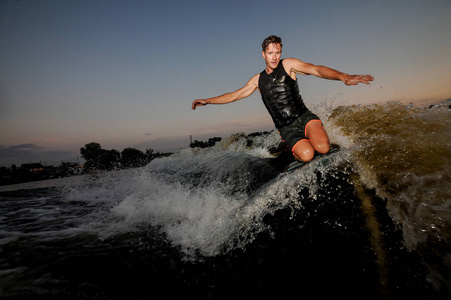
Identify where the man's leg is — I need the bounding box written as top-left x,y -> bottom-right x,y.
305,120 -> 330,154
292,139 -> 315,162
291,121 -> 330,162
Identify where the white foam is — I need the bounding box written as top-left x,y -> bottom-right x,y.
92,169 -> 244,256
73,129 -> 350,256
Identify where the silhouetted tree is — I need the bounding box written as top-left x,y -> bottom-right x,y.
190,137 -> 222,148
80,143 -> 120,171
80,142 -> 102,172
121,148 -> 146,168
145,148 -> 155,164
80,142 -> 102,161
100,149 -> 120,170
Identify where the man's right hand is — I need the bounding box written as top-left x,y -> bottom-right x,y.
340,74 -> 374,86
192,74 -> 259,110
192,99 -> 207,110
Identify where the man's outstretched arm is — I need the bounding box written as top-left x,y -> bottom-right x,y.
284,58 -> 374,86
192,74 -> 259,110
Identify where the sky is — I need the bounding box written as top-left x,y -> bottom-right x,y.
1,0 -> 450,167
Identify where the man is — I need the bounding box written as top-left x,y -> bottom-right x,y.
192,35 -> 373,162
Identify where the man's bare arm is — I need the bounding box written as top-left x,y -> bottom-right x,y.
192,74 -> 259,110
284,58 -> 374,86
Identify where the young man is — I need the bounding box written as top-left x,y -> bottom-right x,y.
192,35 -> 373,162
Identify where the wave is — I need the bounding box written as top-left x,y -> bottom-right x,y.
330,102 -> 450,248
56,101 -> 450,293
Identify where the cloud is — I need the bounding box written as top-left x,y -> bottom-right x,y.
0,144 -> 76,167
0,143 -> 41,157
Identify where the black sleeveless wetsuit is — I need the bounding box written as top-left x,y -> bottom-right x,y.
258,59 -> 321,150
258,59 -> 307,129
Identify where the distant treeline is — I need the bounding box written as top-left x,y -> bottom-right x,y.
0,142 -> 172,186
0,133 -> 273,186
189,137 -> 222,148
80,142 -> 171,172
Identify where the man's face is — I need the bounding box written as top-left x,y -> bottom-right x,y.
262,43 -> 282,71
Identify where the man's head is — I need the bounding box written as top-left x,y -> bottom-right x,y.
262,35 -> 283,52
262,35 -> 283,71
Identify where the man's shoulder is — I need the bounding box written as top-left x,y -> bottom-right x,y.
248,73 -> 261,85
251,73 -> 261,79
282,58 -> 299,67
282,58 -> 306,78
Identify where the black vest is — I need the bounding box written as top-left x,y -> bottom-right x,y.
258,60 -> 306,129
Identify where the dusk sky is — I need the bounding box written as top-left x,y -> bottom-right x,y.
1,0 -> 450,166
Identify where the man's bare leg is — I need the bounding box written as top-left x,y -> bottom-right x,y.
292,140 -> 315,162
292,121 -> 330,162
306,121 -> 330,155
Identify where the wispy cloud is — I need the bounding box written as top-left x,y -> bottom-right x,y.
0,144 -> 76,167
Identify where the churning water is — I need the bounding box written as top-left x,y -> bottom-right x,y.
1,101 -> 450,299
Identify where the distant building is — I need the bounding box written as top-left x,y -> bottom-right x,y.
20,163 -> 45,173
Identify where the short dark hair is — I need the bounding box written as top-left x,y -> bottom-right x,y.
262,35 -> 283,51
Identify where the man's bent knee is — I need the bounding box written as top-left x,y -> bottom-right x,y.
293,140 -> 315,162
294,149 -> 314,162
306,121 -> 330,155
315,142 -> 330,155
